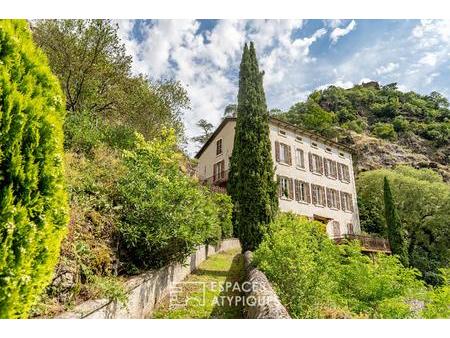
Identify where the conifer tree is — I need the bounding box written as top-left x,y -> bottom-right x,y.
383,176 -> 409,266
228,42 -> 278,251
0,20 -> 69,318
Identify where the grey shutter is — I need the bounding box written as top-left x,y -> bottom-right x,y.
324,159 -> 329,177
277,175 -> 281,197
336,190 -> 340,209
326,188 -> 331,207
275,141 -> 280,162
311,185 -> 317,204
308,152 -> 313,172
348,193 -> 354,212
294,180 -> 299,201
305,183 -> 311,203
287,145 -> 292,165
321,186 -> 326,206
340,191 -> 346,211
288,178 -> 294,199
319,157 -> 324,174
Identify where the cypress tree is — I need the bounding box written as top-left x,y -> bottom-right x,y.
228,42 -> 278,251
0,20 -> 69,318
383,176 -> 409,266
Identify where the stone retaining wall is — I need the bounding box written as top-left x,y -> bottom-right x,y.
243,251 -> 291,319
55,238 -> 241,319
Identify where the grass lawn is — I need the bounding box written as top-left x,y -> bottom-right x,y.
150,248 -> 244,319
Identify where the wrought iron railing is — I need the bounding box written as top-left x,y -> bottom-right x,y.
334,234 -> 391,253
201,169 -> 230,186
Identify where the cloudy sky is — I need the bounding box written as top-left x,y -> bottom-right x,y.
115,19 -> 450,154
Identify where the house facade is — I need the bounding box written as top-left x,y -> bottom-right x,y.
195,117 -> 361,239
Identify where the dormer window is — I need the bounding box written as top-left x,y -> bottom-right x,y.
311,142 -> 318,148
295,136 -> 303,143
216,139 -> 223,156
339,152 -> 345,158
279,129 -> 287,137
326,147 -> 332,153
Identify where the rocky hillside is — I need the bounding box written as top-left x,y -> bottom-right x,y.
276,81 -> 450,181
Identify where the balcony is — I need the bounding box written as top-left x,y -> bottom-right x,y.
201,169 -> 229,193
334,234 -> 391,254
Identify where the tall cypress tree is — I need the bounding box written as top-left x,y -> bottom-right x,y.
228,42 -> 278,251
383,176 -> 409,266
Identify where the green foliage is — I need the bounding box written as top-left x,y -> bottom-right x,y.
117,129 -> 222,269
0,20 -> 69,318
213,193 -> 233,239
384,177 -> 409,266
277,81 -> 449,149
421,269 -> 450,318
357,166 -> 450,285
228,42 -> 278,251
371,122 -> 397,140
253,213 -> 427,318
32,20 -> 189,140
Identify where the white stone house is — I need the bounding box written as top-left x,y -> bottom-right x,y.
195,117 -> 361,239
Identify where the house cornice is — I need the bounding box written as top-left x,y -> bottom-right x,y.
194,115 -> 354,159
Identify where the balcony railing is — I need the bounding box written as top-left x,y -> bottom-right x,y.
334,234 -> 391,253
201,169 -> 230,187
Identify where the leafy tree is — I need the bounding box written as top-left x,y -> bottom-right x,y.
32,20 -> 189,140
0,20 -> 69,318
357,166 -> 450,285
223,103 -> 237,118
371,122 -> 397,140
384,177 -> 409,266
228,42 -> 278,251
191,119 -> 214,146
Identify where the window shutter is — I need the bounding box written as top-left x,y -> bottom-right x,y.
305,183 -> 311,203
332,161 -> 337,178
326,188 -> 331,207
300,150 -> 304,167
344,165 -> 350,182
321,186 -> 326,206
294,180 -> 299,201
288,178 -> 294,199
275,141 -> 280,162
287,145 -> 292,165
311,185 -> 317,205
277,175 -> 281,197
319,157 -> 324,174
348,194 -> 354,212
340,191 -> 346,211
308,152 -> 313,172
348,223 -> 354,235
336,190 -> 340,209
324,159 -> 329,177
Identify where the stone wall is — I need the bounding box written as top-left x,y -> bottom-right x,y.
55,238 -> 241,319
243,251 -> 291,319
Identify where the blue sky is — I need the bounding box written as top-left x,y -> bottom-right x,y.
116,19 -> 450,153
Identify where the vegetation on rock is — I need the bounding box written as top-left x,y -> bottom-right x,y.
0,20 -> 69,318
228,42 -> 278,251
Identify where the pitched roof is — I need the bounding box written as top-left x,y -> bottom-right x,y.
194,116 -> 354,159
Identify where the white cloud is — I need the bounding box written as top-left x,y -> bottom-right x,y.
418,52 -> 438,66
376,62 -> 399,75
330,20 -> 356,44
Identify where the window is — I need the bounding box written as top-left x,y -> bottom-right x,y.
325,147 -> 332,153
339,152 -> 345,158
337,163 -> 350,182
347,223 -> 354,235
213,160 -> 225,182
216,139 -> 223,156
279,129 -> 287,137
311,184 -> 326,206
326,188 -> 340,209
311,142 -> 318,148
308,152 -> 323,174
295,136 -> 303,143
275,141 -> 292,165
340,191 -> 354,212
332,221 -> 341,238
324,158 -> 338,179
278,176 -> 293,199
294,180 -> 310,203
295,148 -> 305,169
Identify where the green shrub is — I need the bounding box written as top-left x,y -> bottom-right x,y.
0,20 -> 69,318
117,129 -> 221,269
393,116 -> 410,133
357,166 -> 450,285
421,269 -> 450,318
254,213 -> 426,318
212,193 -> 233,239
371,122 -> 397,140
